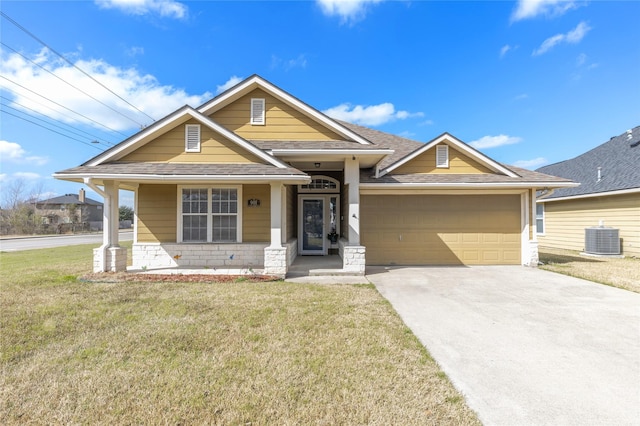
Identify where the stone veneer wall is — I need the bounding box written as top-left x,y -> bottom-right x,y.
263,239 -> 297,278
132,243 -> 268,270
93,246 -> 128,273
338,239 -> 366,275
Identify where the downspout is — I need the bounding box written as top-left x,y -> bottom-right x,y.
84,178 -> 109,272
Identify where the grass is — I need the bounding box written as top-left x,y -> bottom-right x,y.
539,247 -> 640,293
0,244 -> 479,425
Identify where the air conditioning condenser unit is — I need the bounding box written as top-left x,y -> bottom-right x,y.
585,227 -> 620,255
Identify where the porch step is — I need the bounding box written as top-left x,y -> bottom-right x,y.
308,268 -> 360,277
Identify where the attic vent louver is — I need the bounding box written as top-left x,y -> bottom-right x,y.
251,98 -> 265,125
436,145 -> 449,168
185,124 -> 201,152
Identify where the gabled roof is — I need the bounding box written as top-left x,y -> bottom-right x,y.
35,193 -> 102,206
82,105 -> 289,169
197,75 -> 373,145
337,120 -> 423,169
536,126 -> 640,200
379,132 -> 519,178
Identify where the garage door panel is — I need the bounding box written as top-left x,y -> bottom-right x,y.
362,195 -> 521,265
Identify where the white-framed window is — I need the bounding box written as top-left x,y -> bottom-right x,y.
178,186 -> 242,243
436,144 -> 449,168
536,203 -> 545,234
250,98 -> 265,125
185,124 -> 201,152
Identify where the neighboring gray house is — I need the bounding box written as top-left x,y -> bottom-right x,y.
34,189 -> 103,230
535,126 -> 640,257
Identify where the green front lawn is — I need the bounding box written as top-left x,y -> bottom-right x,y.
0,244 -> 479,424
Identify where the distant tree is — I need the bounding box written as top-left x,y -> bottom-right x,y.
119,205 -> 134,221
0,179 -> 45,235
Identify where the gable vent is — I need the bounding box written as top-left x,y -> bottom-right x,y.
251,98 -> 265,125
436,145 -> 449,168
185,124 -> 201,152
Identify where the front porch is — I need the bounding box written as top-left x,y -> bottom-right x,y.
127,237 -> 366,278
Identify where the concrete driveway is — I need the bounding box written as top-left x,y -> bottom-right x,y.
367,266 -> 640,426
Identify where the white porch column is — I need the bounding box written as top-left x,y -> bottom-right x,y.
269,182 -> 283,248
281,185 -> 287,244
264,182 -> 287,277
104,180 -> 120,247
93,180 -> 126,273
344,156 -> 360,245
521,189 -> 539,267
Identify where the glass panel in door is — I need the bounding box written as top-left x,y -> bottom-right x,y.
302,199 -> 324,253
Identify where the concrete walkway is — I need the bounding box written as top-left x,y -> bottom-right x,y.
367,266 -> 640,426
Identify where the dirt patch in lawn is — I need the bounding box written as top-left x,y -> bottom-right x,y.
539,247 -> 640,293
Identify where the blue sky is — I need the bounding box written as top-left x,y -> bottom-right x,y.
1,0 -> 639,207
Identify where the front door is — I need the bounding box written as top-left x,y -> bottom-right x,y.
299,197 -> 325,255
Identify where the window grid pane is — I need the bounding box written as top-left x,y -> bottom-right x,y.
213,216 -> 237,242
182,188 -> 238,243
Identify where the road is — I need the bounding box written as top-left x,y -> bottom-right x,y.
0,232 -> 134,252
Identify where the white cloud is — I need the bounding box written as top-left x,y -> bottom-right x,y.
216,75 -> 243,94
576,53 -> 587,66
469,134 -> 522,149
13,172 -> 41,180
95,0 -> 187,19
125,46 -> 145,57
512,157 -> 548,169
500,45 -> 512,58
533,21 -> 591,56
271,54 -> 308,71
317,0 -> 383,24
0,140 -> 49,165
0,174 -> 6,182
0,49 -> 212,132
514,93 -> 529,100
323,102 -> 423,126
511,0 -> 578,22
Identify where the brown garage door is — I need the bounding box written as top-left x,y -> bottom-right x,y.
361,194 -> 521,265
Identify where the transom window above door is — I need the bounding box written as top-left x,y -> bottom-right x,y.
298,176 -> 340,193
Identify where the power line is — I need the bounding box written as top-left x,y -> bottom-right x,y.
1,11 -> 156,124
1,100 -> 114,147
0,92 -> 119,144
0,74 -> 130,137
1,109 -> 103,150
1,41 -> 146,129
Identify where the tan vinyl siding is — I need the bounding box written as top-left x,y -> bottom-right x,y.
393,144 -> 494,175
212,89 -> 344,141
362,194 -> 521,265
137,184 -> 177,243
120,120 -> 264,164
538,192 -> 640,257
243,185 -> 270,242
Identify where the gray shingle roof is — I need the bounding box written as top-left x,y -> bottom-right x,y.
361,165 -> 573,185
336,120 -> 424,169
56,162 -> 307,177
36,193 -> 102,206
252,140 -> 385,150
536,126 -> 640,198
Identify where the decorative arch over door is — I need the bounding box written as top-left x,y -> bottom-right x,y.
298,175 -> 340,193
